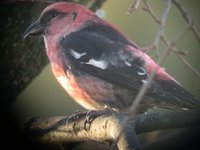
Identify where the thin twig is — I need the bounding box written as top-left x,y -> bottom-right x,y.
115,29 -> 175,150
142,0 -> 161,25
141,0 -> 200,80
172,0 -> 200,44
126,0 -> 173,120
172,25 -> 189,43
115,0 -> 174,146
129,0 -> 141,14
127,38 -> 174,117
160,34 -> 200,79
143,0 -> 172,57
178,55 -> 200,79
153,0 -> 172,57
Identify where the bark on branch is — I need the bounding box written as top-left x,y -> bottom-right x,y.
24,109 -> 200,150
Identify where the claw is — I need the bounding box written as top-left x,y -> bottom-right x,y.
67,110 -> 86,132
84,108 -> 113,131
84,110 -> 97,131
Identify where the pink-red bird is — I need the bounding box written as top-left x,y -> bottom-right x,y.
24,2 -> 200,112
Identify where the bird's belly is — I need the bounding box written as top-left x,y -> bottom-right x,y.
51,64 -> 119,110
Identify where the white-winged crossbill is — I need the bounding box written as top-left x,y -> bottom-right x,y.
24,2 -> 200,113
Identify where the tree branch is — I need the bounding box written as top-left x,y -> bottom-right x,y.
24,109 -> 200,150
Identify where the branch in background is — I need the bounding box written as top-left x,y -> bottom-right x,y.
24,110 -> 200,150
153,0 -> 172,57
140,0 -> 200,80
143,0 -> 172,57
142,0 -> 161,52
129,0 -> 141,14
161,34 -> 200,79
172,0 -> 200,44
142,0 -> 161,25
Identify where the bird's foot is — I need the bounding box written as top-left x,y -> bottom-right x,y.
84,108 -> 113,131
67,108 -> 113,132
67,110 -> 86,131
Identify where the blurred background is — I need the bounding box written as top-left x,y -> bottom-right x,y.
11,0 -> 200,118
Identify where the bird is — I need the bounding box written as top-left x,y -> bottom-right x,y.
24,2 -> 200,113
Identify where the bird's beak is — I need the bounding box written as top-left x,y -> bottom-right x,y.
23,20 -> 44,39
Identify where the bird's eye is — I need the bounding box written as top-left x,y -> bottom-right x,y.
50,12 -> 59,19
41,10 -> 61,23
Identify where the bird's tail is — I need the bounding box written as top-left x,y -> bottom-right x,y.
176,92 -> 200,109
154,80 -> 200,109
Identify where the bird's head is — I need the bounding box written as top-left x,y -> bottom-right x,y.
23,2 -> 98,39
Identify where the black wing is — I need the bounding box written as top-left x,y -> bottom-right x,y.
60,24 -> 200,108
